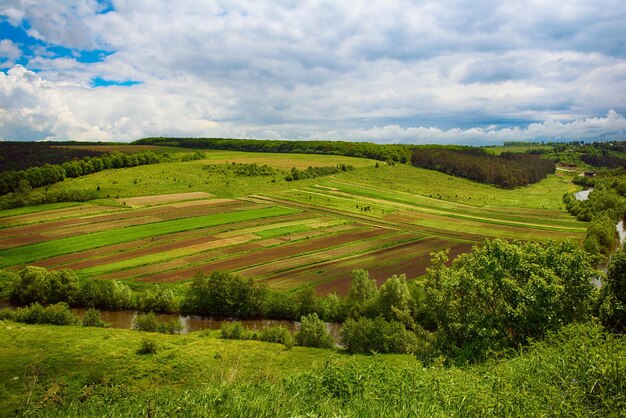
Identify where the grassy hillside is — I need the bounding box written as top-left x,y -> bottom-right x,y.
0,321 -> 623,417
0,150 -> 586,293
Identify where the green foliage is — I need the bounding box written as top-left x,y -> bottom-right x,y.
377,273 -> 412,320
424,239 -> 597,362
315,293 -> 345,322
340,316 -> 419,354
259,325 -> 295,348
136,136 -> 412,163
181,271 -> 266,317
598,249 -> 626,332
2,302 -> 80,325
136,338 -> 157,355
285,164 -> 354,181
219,321 -> 249,340
261,290 -> 300,320
296,313 -> 333,349
346,269 -> 379,318
133,312 -> 183,334
82,308 -> 106,327
81,279 -> 134,310
138,285 -> 178,313
411,147 -> 555,188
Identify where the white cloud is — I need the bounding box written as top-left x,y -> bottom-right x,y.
0,39 -> 21,67
0,1 -> 625,142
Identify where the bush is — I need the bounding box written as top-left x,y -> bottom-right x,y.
137,338 -> 157,355
220,321 -> 248,340
296,313 -> 333,349
80,279 -> 135,310
258,325 -> 295,348
340,317 -> 418,354
133,312 -> 159,332
9,302 -> 80,325
139,285 -> 178,313
82,308 -> 106,327
133,312 -> 183,334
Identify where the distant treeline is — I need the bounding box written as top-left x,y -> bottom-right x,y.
411,147 -> 555,188
581,154 -> 626,168
0,150 -> 206,198
134,137 -> 414,163
0,142 -> 106,172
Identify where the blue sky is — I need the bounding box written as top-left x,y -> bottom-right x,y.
1,0 -> 626,143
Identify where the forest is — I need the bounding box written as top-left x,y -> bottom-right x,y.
0,141 -> 106,172
410,147 -> 556,188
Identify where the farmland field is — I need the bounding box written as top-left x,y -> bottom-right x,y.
0,149 -> 586,294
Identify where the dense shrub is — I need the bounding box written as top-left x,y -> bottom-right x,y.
220,321 -> 249,340
139,285 -> 178,313
424,239 -> 597,362
258,325 -> 295,348
261,291 -> 299,320
137,338 -> 157,355
80,279 -> 134,310
296,313 -> 333,349
2,302 -> 80,325
181,271 -> 265,317
82,308 -> 106,327
133,312 -> 183,334
340,316 -> 418,354
285,165 -> 353,181
598,249 -> 626,332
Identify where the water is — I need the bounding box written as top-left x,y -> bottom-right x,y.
575,188 -> 593,201
0,304 -> 342,341
617,220 -> 625,248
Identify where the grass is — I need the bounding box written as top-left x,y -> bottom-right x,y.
0,321 -> 623,417
0,206 -> 298,268
0,151 -> 586,291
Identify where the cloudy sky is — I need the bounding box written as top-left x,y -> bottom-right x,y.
1,0 -> 626,144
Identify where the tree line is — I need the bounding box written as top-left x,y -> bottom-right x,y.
0,142 -> 106,172
410,147 -> 556,188
134,137 -> 414,163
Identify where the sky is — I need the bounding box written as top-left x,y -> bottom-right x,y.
1,1 -> 626,144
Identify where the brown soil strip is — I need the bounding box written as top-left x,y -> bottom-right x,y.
118,192 -> 214,206
142,227 -> 391,283
238,232 -> 420,278
262,239 -> 473,295
0,199 -> 253,248
35,212 -> 309,268
0,205 -> 122,228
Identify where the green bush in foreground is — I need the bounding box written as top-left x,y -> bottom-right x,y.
132,312 -> 183,334
136,338 -> 157,355
340,316 -> 418,354
0,302 -> 79,325
82,308 -> 106,327
296,313 -> 333,349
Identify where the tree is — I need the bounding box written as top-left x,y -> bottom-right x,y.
377,274 -> 412,320
424,239 -> 596,362
598,250 -> 626,332
346,269 -> 379,318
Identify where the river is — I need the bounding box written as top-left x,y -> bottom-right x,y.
0,302 -> 342,340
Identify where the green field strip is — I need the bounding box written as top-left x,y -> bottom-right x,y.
318,181 -> 583,229
236,231 -> 427,278
78,220 -> 348,278
412,217 -> 584,242
36,212 -> 311,270
96,224 -> 369,282
263,236 -> 459,290
134,226 -> 387,282
0,202 -> 82,218
318,186 -> 583,232
254,219 -> 348,239
279,189 -> 397,219
0,206 -> 298,268
77,234 -> 259,278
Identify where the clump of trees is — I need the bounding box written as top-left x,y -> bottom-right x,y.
202,163 -> 279,177
410,147 -> 555,188
285,164 -> 354,181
